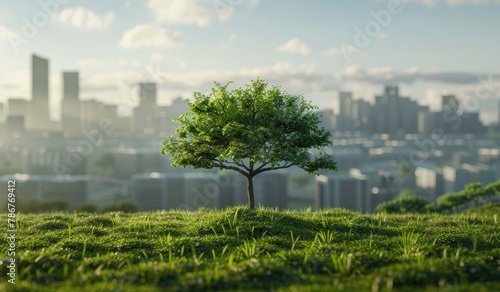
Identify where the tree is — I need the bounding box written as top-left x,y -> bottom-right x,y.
375,191 -> 431,214
161,78 -> 338,209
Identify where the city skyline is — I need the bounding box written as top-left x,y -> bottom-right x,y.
1,1 -> 499,123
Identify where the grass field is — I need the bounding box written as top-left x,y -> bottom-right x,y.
1,204 -> 500,291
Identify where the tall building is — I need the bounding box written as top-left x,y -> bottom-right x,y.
415,165 -> 444,201
0,174 -> 88,209
442,95 -> 459,113
351,99 -> 370,132
315,173 -> 372,212
385,85 -> 400,134
7,98 -> 28,117
317,109 -> 333,132
139,83 -> 157,109
134,83 -> 157,134
61,72 -> 81,135
29,54 -> 50,131
400,97 -> 418,133
337,92 -> 353,131
131,172 -> 220,211
219,173 -> 289,209
0,103 -> 4,123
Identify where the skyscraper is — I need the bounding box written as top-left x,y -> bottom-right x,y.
139,83 -> 157,109
385,85 -> 400,134
442,95 -> 459,113
61,72 -> 81,135
337,91 -> 353,131
134,83 -> 157,134
29,54 -> 50,131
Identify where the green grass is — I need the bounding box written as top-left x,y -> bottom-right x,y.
1,205 -> 500,291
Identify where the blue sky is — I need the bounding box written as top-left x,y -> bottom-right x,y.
0,0 -> 499,123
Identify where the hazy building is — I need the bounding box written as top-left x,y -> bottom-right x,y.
219,172 -> 289,209
415,166 -> 444,200
461,112 -> 485,134
336,92 -> 353,131
316,109 -> 334,132
0,174 -> 88,209
442,95 -> 459,113
417,106 -> 430,134
443,165 -> 473,194
61,72 -> 81,135
400,97 -> 418,133
6,116 -> 25,138
351,99 -> 370,132
0,103 -> 4,123
134,83 -> 157,134
111,148 -> 138,181
139,83 -> 157,109
7,98 -> 28,118
315,173 -> 372,212
131,172 -> 220,211
385,85 -> 400,134
29,54 -> 51,131
163,97 -> 188,137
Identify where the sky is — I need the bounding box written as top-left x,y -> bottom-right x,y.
0,0 -> 499,124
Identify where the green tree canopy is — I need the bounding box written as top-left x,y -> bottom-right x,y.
161,78 -> 338,209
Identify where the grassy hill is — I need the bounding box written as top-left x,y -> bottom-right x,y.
1,206 -> 500,291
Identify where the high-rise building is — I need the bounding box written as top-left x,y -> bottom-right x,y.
131,172 -> 220,211
351,99 -> 370,132
400,97 -> 418,133
415,165 -> 444,200
385,85 -> 400,134
315,173 -> 372,212
442,95 -> 459,113
0,174 -> 88,209
0,103 -> 4,123
337,92 -> 353,131
29,54 -> 50,131
418,106 -> 430,135
139,83 -> 157,109
134,83 -> 158,134
61,72 -> 81,135
219,173 -> 289,209
7,98 -> 28,118
317,109 -> 333,132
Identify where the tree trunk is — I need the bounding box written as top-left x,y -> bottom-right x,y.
247,175 -> 255,209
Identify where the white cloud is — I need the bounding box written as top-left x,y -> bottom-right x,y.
401,0 -> 492,5
0,25 -> 19,42
146,0 -> 260,27
78,58 -> 112,67
447,0 -> 489,4
52,7 -> 115,30
147,0 -> 216,26
337,65 -> 500,86
378,32 -> 389,40
118,59 -> 141,68
221,33 -> 238,49
276,38 -> 311,56
120,24 -> 180,49
249,0 -> 260,8
322,45 -> 367,59
228,33 -> 238,42
400,0 -> 440,5
148,52 -> 164,63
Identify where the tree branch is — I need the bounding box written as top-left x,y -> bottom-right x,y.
253,162 -> 296,176
212,162 -> 248,177
254,161 -> 270,173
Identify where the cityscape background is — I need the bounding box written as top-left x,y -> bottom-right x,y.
1,1 -> 499,212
